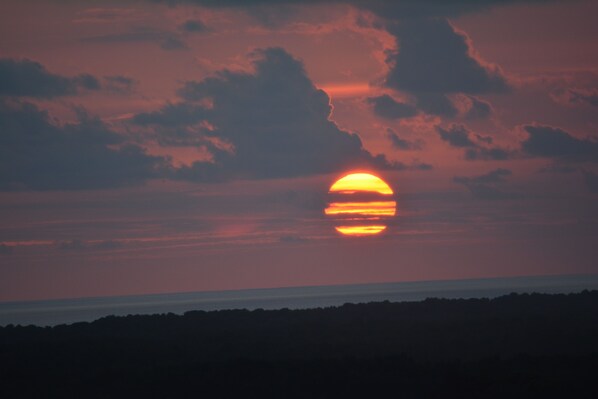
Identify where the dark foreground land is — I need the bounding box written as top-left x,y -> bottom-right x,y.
1,291 -> 598,398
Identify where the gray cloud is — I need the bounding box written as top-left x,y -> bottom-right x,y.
454,168 -> 516,200
0,244 -> 13,255
160,36 -> 188,50
582,170 -> 598,194
436,124 -> 476,148
133,102 -> 207,126
386,128 -> 423,150
385,19 -> 509,95
0,100 -> 167,190
58,239 -> 124,251
521,125 -> 598,162
464,147 -> 510,161
465,96 -> 493,120
566,89 -> 598,107
437,124 -> 512,161
0,58 -> 100,98
103,75 -> 137,93
180,19 -> 207,32
155,1 -> 553,21
135,47 -> 423,181
82,26 -> 187,51
367,94 -> 417,120
414,93 -> 458,118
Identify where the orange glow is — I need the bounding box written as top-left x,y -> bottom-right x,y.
319,83 -> 371,98
325,172 -> 396,237
329,173 -> 394,195
335,225 -> 387,236
324,201 -> 397,217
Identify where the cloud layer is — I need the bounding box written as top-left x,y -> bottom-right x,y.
0,59 -> 100,98
136,48 -> 420,181
0,100 -> 166,190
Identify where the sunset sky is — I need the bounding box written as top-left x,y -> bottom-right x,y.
1,0 -> 598,302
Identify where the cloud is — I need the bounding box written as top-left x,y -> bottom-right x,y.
74,8 -> 138,24
103,75 -> 137,93
564,89 -> 598,107
384,18 -> 509,95
582,170 -> 598,194
160,36 -> 188,50
0,58 -> 100,98
0,100 -> 167,190
521,125 -> 598,162
464,95 -> 493,120
367,94 -> 417,120
156,1 -> 551,21
386,128 -> 423,150
180,19 -> 207,32
414,93 -> 458,118
436,124 -> 476,148
454,168 -> 517,200
82,26 -> 187,51
133,102 -> 208,127
0,244 -> 13,255
134,47 -> 420,181
58,239 -> 125,251
436,124 -> 512,161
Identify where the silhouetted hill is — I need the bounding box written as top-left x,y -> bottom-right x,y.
1,291 -> 597,398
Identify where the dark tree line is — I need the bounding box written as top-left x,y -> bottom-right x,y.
1,291 -> 597,398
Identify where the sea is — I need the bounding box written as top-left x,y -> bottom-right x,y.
1,274 -> 597,327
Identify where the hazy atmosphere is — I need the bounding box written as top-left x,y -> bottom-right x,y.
1,0 -> 598,302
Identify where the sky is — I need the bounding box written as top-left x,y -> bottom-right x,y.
1,0 -> 598,302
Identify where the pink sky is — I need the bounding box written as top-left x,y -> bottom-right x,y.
1,0 -> 597,301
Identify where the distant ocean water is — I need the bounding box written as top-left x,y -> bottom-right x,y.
1,274 -> 598,327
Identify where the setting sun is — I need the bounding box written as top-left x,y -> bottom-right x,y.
329,173 -> 394,195
325,173 -> 396,236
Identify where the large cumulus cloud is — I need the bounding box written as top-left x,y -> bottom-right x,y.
0,100 -> 166,190
521,125 -> 598,163
436,124 -> 512,161
0,58 -> 100,98
134,47 -> 423,181
385,19 -> 508,95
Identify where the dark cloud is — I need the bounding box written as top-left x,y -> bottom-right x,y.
103,75 -> 137,93
386,128 -> 423,150
160,36 -> 188,50
0,244 -> 13,255
136,47 -> 418,181
465,96 -> 493,120
367,94 -> 417,120
0,58 -> 100,98
0,100 -> 167,190
180,19 -> 207,32
566,89 -> 598,107
464,147 -> 510,161
414,93 -> 458,118
454,168 -> 516,200
437,124 -> 512,161
436,124 -> 476,148
58,239 -> 124,251
521,125 -> 598,162
538,164 -> 579,174
582,170 -> 598,194
133,102 -> 207,127
279,235 -> 308,243
82,27 -> 187,51
385,19 -> 509,95
156,1 -> 552,21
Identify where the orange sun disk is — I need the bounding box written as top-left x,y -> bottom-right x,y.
325,173 -> 396,236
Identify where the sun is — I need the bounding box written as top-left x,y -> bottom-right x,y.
324,172 -> 397,236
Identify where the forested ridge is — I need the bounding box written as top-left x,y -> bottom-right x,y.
2,291 -> 597,398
